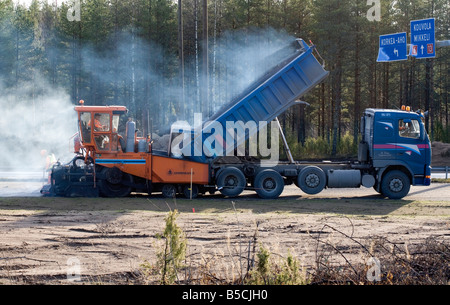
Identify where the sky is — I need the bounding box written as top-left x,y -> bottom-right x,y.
16,0 -> 67,7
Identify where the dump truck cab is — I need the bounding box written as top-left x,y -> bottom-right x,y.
359,107 -> 431,198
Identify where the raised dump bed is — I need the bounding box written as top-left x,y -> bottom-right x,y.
180,39 -> 329,163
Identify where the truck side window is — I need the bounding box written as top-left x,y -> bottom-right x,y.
110,115 -> 121,151
399,119 -> 420,139
112,115 -> 120,133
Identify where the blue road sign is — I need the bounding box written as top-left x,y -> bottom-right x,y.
377,32 -> 408,62
410,18 -> 435,59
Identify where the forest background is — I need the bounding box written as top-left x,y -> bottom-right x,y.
0,0 -> 449,162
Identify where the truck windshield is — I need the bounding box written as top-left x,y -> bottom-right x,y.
93,113 -> 110,132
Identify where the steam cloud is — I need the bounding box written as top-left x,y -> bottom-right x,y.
0,78 -> 77,171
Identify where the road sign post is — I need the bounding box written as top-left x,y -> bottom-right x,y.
377,32 -> 408,62
410,18 -> 435,59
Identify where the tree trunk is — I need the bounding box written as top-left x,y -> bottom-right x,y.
353,23 -> 361,145
202,0 -> 209,117
425,58 -> 434,136
178,0 -> 185,117
298,104 -> 306,145
380,63 -> 387,109
321,82 -> 325,139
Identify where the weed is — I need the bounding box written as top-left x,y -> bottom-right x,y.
141,209 -> 187,285
245,244 -> 309,285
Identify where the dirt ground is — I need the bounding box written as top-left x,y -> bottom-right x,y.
431,141 -> 450,166
0,183 -> 449,285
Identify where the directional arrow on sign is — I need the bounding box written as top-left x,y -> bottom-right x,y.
377,32 -> 408,62
410,18 -> 436,59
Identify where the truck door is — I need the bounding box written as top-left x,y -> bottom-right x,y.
396,118 -> 428,177
373,118 -> 396,161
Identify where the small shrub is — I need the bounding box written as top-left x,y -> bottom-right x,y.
288,133 -> 358,160
141,209 -> 187,285
337,132 -> 357,157
246,244 -> 309,285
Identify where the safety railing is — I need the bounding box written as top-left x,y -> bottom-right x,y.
431,166 -> 449,179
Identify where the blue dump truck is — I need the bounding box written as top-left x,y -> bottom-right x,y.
168,39 -> 431,199
43,39 -> 431,199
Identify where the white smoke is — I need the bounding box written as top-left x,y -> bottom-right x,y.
0,76 -> 77,171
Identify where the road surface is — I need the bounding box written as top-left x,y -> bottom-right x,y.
0,171 -> 448,200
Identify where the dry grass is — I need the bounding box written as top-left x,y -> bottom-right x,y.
138,212 -> 449,285
310,225 -> 449,285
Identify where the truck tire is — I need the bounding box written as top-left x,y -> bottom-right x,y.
297,166 -> 326,195
217,167 -> 246,197
380,170 -> 410,199
162,184 -> 177,198
99,168 -> 133,197
183,184 -> 199,199
254,170 -> 284,199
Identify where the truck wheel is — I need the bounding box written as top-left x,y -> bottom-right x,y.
162,184 -> 177,198
183,185 -> 199,199
297,166 -> 326,195
99,168 -> 133,197
254,170 -> 284,199
380,170 -> 410,199
217,167 -> 246,197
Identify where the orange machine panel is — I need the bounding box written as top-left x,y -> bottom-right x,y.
94,153 -> 151,180
151,155 -> 209,184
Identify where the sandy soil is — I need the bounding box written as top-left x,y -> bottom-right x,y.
0,183 -> 449,284
432,141 -> 450,166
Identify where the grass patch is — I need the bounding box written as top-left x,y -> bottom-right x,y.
431,178 -> 450,183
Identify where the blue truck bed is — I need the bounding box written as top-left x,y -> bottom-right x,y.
180,39 -> 329,163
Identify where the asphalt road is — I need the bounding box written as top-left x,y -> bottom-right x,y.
0,176 -> 449,201
281,183 -> 450,201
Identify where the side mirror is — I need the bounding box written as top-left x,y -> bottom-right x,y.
420,125 -> 427,141
360,116 -> 365,140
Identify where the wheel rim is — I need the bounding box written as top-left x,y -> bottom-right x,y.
225,175 -> 238,187
305,173 -> 320,188
217,167 -> 246,197
262,178 -> 276,191
389,178 -> 404,192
